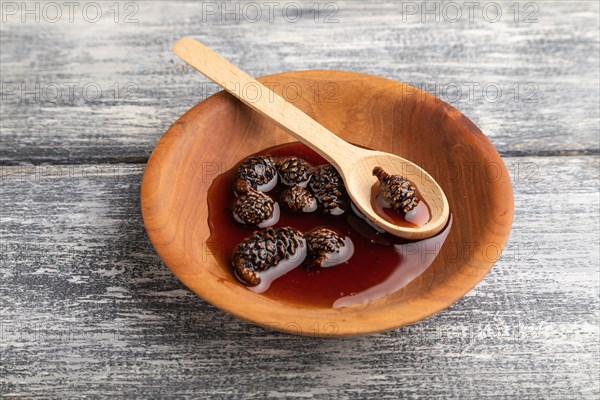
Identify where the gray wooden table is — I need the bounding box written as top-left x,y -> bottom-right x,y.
1,1 -> 599,398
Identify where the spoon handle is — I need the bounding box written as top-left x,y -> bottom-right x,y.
173,37 -> 356,167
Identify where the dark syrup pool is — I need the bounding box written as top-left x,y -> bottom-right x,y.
207,142 -> 452,308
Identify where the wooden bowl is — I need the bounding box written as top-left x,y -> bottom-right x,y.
141,70 -> 513,336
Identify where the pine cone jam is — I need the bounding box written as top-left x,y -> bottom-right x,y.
281,186 -> 317,213
277,157 -> 312,187
234,155 -> 278,192
232,181 -> 280,227
373,167 -> 419,214
371,167 -> 430,227
310,165 -> 348,215
206,142 -> 451,308
305,228 -> 354,269
232,227 -> 306,292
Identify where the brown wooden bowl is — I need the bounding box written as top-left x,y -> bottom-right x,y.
141,70 -> 513,337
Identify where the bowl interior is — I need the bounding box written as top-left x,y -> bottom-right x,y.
141,70 -> 513,336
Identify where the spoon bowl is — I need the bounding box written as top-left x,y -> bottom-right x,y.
337,147 -> 450,240
173,37 -> 449,239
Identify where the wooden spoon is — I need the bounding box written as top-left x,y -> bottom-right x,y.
173,37 -> 449,240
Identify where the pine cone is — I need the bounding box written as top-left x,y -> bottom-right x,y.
232,227 -> 305,286
305,228 -> 353,269
281,186 -> 317,213
277,157 -> 312,187
276,227 -> 305,260
310,165 -> 348,215
234,156 -> 277,192
373,167 -> 419,214
233,182 -> 279,227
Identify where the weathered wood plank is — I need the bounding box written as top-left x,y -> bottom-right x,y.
1,1 -> 599,164
1,156 -> 598,398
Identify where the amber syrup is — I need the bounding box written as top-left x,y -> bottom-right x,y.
206,142 -> 452,308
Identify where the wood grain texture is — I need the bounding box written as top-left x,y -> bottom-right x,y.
1,1 -> 599,164
1,0 -> 599,398
1,156 -> 598,397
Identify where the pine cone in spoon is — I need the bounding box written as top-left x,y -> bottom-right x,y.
232,181 -> 280,227
373,167 -> 419,214
234,155 -> 278,192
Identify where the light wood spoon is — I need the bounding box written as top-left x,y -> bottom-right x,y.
173,37 -> 449,240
